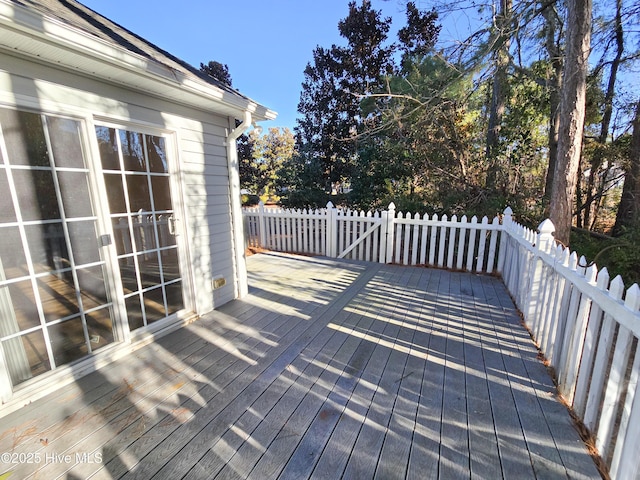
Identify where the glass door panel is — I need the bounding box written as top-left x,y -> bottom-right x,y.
0,108 -> 115,388
95,126 -> 186,331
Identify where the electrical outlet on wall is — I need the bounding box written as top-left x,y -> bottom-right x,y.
212,276 -> 226,290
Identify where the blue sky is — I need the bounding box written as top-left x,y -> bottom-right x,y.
80,1 -> 473,132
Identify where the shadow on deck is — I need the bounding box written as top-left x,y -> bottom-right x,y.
0,252 -> 602,479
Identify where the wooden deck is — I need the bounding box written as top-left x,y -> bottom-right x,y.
0,252 -> 602,479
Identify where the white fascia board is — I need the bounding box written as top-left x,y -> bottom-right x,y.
0,0 -> 277,122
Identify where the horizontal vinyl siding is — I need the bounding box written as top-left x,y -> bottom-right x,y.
181,139 -> 228,159
178,121 -> 236,312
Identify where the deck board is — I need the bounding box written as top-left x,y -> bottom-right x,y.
0,252 -> 602,479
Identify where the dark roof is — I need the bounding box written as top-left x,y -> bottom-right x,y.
11,0 -> 244,99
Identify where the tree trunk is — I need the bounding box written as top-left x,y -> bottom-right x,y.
549,0 -> 592,245
485,0 -> 512,189
542,3 -> 563,209
599,0 -> 624,146
613,100 -> 640,235
583,0 -> 624,228
576,157 -> 584,229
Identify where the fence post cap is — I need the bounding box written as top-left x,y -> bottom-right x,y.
326,201 -> 335,209
388,202 -> 396,211
503,206 -> 513,216
537,218 -> 555,235
258,201 -> 265,207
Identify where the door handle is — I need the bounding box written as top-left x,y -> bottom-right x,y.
168,216 -> 178,236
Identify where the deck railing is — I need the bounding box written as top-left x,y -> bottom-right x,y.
243,201 -> 640,479
500,210 -> 640,480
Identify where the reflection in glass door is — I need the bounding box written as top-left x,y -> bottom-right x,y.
95,126 -> 184,331
0,109 -> 114,387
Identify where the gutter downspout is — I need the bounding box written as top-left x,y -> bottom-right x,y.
226,110 -> 252,298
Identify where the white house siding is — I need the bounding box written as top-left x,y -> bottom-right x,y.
179,122 -> 238,310
0,52 -> 242,411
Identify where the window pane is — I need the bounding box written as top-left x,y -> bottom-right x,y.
1,279 -> 40,331
138,252 -> 161,289
118,257 -> 138,293
119,131 -> 146,172
112,217 -> 133,256
144,287 -> 165,323
24,223 -> 69,274
48,317 -> 88,366
77,265 -> 109,310
96,126 -> 120,170
48,117 -> 85,169
0,226 -> 28,279
67,220 -> 100,266
160,248 -> 180,281
165,281 -> 183,316
125,295 -> 144,330
58,171 -> 93,218
0,109 -> 49,167
127,174 -> 152,211
13,169 -> 60,221
86,307 -> 114,350
3,330 -> 51,385
131,213 -> 156,251
38,273 -> 79,321
104,173 -> 127,214
151,176 -> 172,211
147,136 -> 167,173
0,169 -> 16,223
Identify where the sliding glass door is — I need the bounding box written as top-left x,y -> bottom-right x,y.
0,109 -> 114,386
95,126 -> 185,332
0,109 -> 189,392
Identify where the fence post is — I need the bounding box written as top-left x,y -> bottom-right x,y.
537,219 -> 556,253
379,203 -> 395,263
497,206 -> 512,274
326,201 -> 337,257
258,201 -> 267,249
524,218 -> 555,327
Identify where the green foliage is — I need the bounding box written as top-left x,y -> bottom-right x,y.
295,0 -> 407,194
571,228 -> 640,287
237,133 -> 257,193
241,194 -> 260,206
479,65 -> 550,212
279,0 -> 639,274
199,60 -> 232,87
352,54 -> 485,215
276,152 -> 329,209
238,127 -> 295,202
398,3 -> 441,61
252,127 -> 295,202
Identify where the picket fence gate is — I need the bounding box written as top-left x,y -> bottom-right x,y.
243,201 -> 640,479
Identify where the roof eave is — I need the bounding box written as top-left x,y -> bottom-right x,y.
0,0 -> 277,122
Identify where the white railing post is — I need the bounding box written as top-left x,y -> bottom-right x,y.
523,219 -> 555,327
380,203 -> 395,263
497,206 -> 513,274
326,201 -> 337,257
257,201 -> 267,248
537,218 -> 556,253
611,285 -> 640,479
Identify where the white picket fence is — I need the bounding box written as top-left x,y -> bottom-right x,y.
500,211 -> 640,480
243,201 -> 640,479
243,202 -> 502,272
